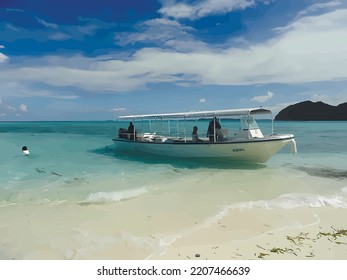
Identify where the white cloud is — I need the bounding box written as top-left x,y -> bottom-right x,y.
0,45 -> 8,62
6,8 -> 24,13
77,24 -> 99,35
6,23 -> 20,32
1,18 -> 115,45
297,0 -> 342,17
0,53 -> 6,62
0,99 -> 18,115
199,98 -> 207,103
36,17 -> 59,29
52,95 -> 79,100
159,0 -> 255,20
115,18 -> 208,52
49,32 -> 71,41
19,104 -> 28,112
1,6 -> 347,94
111,108 -> 127,112
312,92 -> 347,106
6,105 -> 16,111
0,81 -> 79,99
251,91 -> 274,102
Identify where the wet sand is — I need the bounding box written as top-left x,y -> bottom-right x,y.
148,207 -> 347,260
1,196 -> 346,260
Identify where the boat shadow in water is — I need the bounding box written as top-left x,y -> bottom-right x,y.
91,145 -> 266,170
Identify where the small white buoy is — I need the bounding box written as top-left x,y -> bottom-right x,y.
22,146 -> 30,156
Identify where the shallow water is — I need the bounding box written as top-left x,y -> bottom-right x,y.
0,121 -> 347,259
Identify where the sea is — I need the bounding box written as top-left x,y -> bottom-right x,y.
0,120 -> 347,260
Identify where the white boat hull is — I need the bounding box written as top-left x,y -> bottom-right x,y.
113,135 -> 296,163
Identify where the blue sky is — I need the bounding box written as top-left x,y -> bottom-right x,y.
1,0 -> 347,120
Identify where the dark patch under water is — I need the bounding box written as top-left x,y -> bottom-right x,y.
293,165 -> 347,179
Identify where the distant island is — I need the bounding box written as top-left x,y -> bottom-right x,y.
275,101 -> 347,121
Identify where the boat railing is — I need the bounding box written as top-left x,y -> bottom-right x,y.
116,114 -> 269,143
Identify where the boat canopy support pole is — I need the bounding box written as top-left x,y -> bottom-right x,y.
184,116 -> 187,143
133,118 -> 136,142
247,113 -> 251,139
213,114 -> 216,142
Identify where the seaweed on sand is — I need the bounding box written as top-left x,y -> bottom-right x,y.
255,226 -> 347,259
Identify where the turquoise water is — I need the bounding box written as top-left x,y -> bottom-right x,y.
1,121 -> 347,205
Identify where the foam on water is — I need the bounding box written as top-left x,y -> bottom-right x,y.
230,193 -> 347,210
170,191 -> 347,238
81,187 -> 148,205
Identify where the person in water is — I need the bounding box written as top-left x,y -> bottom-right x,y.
22,146 -> 30,155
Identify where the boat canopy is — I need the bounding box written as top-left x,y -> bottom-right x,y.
118,108 -> 272,120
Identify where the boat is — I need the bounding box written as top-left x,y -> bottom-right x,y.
112,108 -> 297,163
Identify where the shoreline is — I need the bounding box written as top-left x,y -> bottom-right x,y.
1,201 -> 347,260
148,207 -> 347,260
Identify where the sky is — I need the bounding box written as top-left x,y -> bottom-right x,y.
1,0 -> 347,120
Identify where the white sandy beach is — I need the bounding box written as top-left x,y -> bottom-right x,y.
1,197 -> 346,260
148,207 -> 347,260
